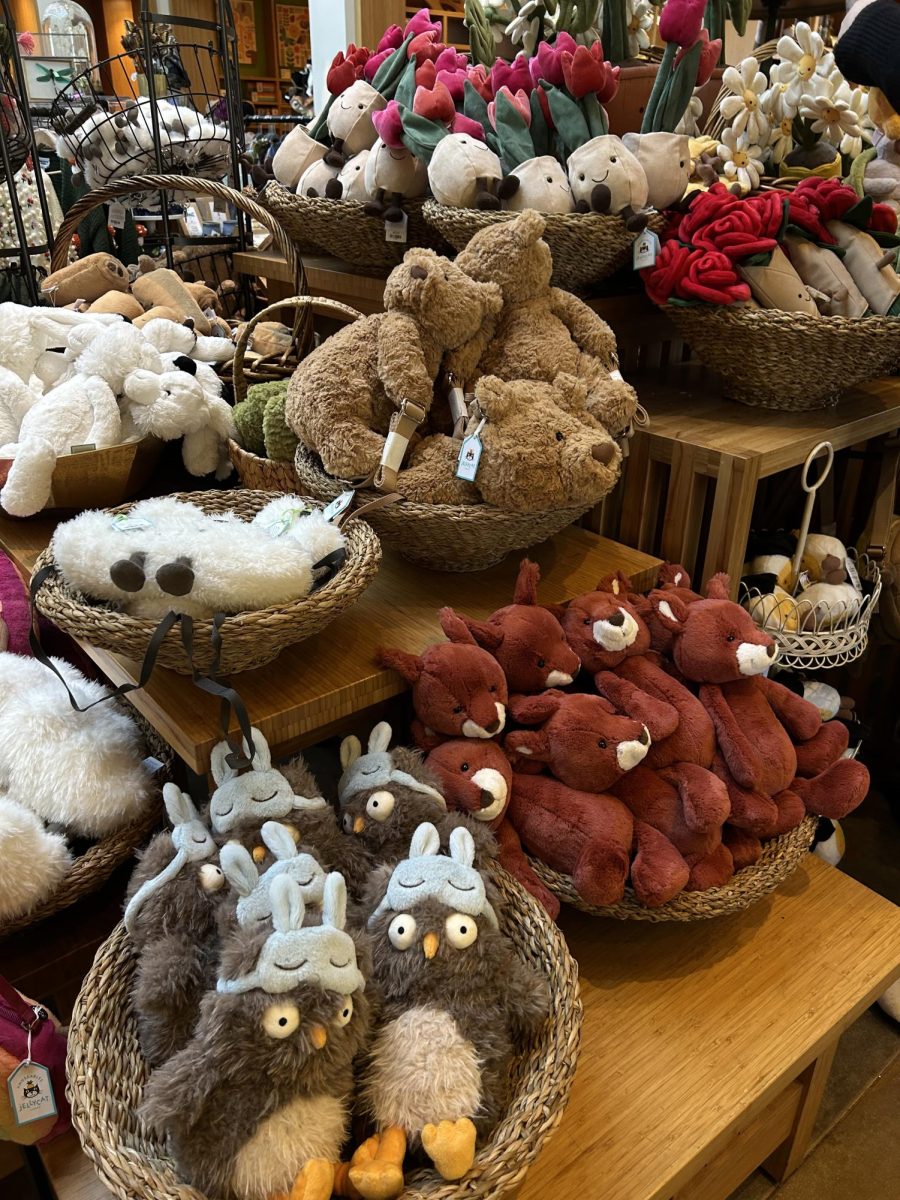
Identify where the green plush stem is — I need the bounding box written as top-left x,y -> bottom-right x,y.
641,40 -> 677,133
705,0 -> 724,45
394,57 -> 417,111
308,94 -> 334,142
728,0 -> 752,37
464,80 -> 490,129
495,88 -> 537,171
582,90 -> 608,138
848,146 -> 877,196
530,89 -> 553,156
604,0 -> 629,66
371,34 -> 414,97
543,80 -> 590,151
397,104 -> 446,164
659,42 -> 702,132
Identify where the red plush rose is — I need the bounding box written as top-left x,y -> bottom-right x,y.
786,191 -> 836,244
870,203 -> 899,234
677,183 -> 742,244
693,203 -> 777,262
794,177 -> 860,222
745,189 -> 786,239
641,240 -> 695,305
678,248 -> 751,304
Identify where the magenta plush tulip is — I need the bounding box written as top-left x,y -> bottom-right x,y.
529,40 -> 565,88
372,99 -> 405,148
658,0 -> 706,47
451,112 -> 487,140
491,52 -> 533,96
404,7 -> 441,38
376,24 -> 404,53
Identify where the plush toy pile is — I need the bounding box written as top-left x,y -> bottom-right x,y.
0,304 -> 236,517
285,209 -> 638,509
126,727 -> 547,1199
742,530 -> 868,632
376,559 -> 870,917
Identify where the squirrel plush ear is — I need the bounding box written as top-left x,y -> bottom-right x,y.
596,571 -> 633,597
456,612 -> 504,651
261,821 -> 298,861
705,573 -> 731,600
439,607 -> 478,645
340,735 -> 362,770
449,825 -> 475,867
162,782 -> 197,827
219,842 -> 258,897
508,690 -> 565,725
368,722 -> 392,753
377,646 -> 424,682
505,728 -> 551,762
409,821 -> 441,858
322,872 -> 347,931
660,562 -> 691,589
513,558 -> 540,606
650,591 -> 690,633
270,874 -> 304,933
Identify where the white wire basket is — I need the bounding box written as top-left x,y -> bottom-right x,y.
740,552 -> 882,670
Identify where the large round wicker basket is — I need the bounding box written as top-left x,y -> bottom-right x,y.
31,490 -> 381,675
294,445 -> 593,572
423,202 -> 666,291
66,865 -> 582,1200
259,182 -> 450,273
662,302 -> 900,411
531,814 -> 818,922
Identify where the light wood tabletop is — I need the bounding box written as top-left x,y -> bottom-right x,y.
0,513 -> 660,774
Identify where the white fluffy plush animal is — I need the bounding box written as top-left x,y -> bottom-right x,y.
0,653 -> 155,837
0,794 -> 72,921
122,365 -> 235,479
52,495 -> 348,619
139,316 -> 235,365
0,303 -> 118,383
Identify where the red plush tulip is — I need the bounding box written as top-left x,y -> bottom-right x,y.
536,84 -> 554,130
451,112 -> 487,140
434,47 -> 465,73
491,52 -> 533,96
529,40 -> 565,88
554,31 -> 577,54
405,7 -> 442,38
408,31 -> 445,65
488,86 -> 532,130
364,48 -> 393,82
659,0 -> 706,47
377,25 -> 404,53
561,43 -> 619,103
682,28 -> 722,86
468,63 -> 493,102
437,67 -> 467,103
414,80 -> 456,125
346,44 -> 371,74
416,58 -> 437,89
326,51 -> 357,95
678,248 -> 750,303
372,100 -> 405,149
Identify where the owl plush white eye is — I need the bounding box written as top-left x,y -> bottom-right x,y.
334,996 -> 354,1026
199,864 -> 224,892
388,913 -> 417,949
342,812 -> 354,833
262,1003 -> 300,1039
445,913 -> 478,949
366,790 -> 395,822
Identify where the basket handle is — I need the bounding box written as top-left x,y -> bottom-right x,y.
232,295 -> 364,405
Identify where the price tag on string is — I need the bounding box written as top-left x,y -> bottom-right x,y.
456,419 -> 485,482
385,213 -> 408,244
632,228 -> 660,270
184,205 -> 204,237
108,203 -> 127,230
7,1027 -> 57,1128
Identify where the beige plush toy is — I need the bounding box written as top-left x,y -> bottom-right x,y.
784,235 -> 869,318
622,132 -> 692,210
324,79 -> 386,166
131,268 -> 211,334
272,124 -> 327,190
825,221 -> 900,314
88,292 -> 144,319
41,252 -> 131,306
284,249 -> 503,480
566,136 -> 648,227
738,245 -> 819,314
450,209 -> 638,438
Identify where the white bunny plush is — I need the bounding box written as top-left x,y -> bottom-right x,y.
0,366 -> 38,447
125,783 -> 226,1066
0,303 -> 119,384
0,794 -> 72,922
138,316 -> 235,365
219,821 -> 327,933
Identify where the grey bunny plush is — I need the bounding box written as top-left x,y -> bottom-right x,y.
124,783 -> 226,1067
141,872 -> 372,1200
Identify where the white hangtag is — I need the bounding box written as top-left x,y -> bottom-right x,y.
845,556 -> 862,591
798,570 -> 812,592
385,212 -> 408,243
8,1061 -> 57,1127
111,513 -> 152,533
184,205 -> 204,237
456,419 -> 485,482
142,755 -> 165,775
632,228 -> 660,270
263,504 -> 313,538
108,202 -> 127,230
322,490 -> 355,523
70,443 -> 96,454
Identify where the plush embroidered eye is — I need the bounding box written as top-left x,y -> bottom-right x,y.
610,155 -> 617,163
726,634 -> 736,642
445,913 -> 478,949
263,1003 -> 300,1038
199,864 -> 224,891
460,762 -> 469,772
583,617 -> 591,625
366,790 -> 395,822
489,685 -> 497,693
537,658 -> 546,668
545,175 -> 552,182
342,812 -> 354,833
579,172 -> 585,181
597,738 -> 607,749
388,914 -> 417,950
453,704 -> 464,714
334,997 -> 354,1026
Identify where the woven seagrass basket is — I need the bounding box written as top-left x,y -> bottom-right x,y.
662,303 -> 900,411
423,202 -> 667,291
0,436 -> 162,517
294,444 -> 594,572
31,490 -> 381,675
531,814 -> 818,922
259,182 -> 451,273
66,865 -> 582,1200
0,713 -> 172,938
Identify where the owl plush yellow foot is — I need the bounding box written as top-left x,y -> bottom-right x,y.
348,1126 -> 406,1200
421,1118 -> 476,1180
274,1158 -> 333,1200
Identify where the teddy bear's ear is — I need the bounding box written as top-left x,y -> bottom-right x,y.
477,279 -> 503,317
542,602 -> 567,620
705,573 -> 731,600
511,209 -> 547,243
123,368 -> 161,405
455,612 -> 503,651
513,558 -> 540,606
649,591 -> 690,633
508,690 -> 565,725
439,607 -> 478,645
377,646 -> 424,682
473,374 -> 514,422
505,728 -> 551,762
596,571 -> 633,597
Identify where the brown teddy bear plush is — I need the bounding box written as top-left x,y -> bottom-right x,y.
397,373 -> 621,512
284,249 -> 502,481
448,209 -> 640,438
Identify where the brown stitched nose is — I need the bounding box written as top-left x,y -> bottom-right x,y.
485,719 -> 501,735
607,611 -> 625,627
766,642 -> 776,657
409,265 -> 428,280
156,557 -> 194,596
592,442 -> 615,464
479,789 -> 494,809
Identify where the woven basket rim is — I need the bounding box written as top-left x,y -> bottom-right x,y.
422,199 -> 647,233
663,299 -> 900,334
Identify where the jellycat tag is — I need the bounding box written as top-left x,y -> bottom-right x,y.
108,202 -> 127,230
111,512 -> 152,533
632,229 -> 660,270
845,556 -> 862,591
8,1061 -> 57,1127
385,213 -> 409,243
322,490 -> 355,523
456,421 -> 485,482
184,205 -> 204,237
70,443 -> 96,454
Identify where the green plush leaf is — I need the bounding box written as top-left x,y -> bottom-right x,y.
464,80 -> 490,129
868,230 -> 900,249
372,34 -> 414,97
494,88 -> 537,171
604,0 -> 629,65
742,250 -> 774,266
582,90 -> 608,140
727,0 -> 752,37
842,196 -> 874,228
641,41 -> 677,133
308,94 -> 335,142
396,103 -> 446,165
847,146 -> 878,196
394,57 -> 417,111
659,42 -> 702,133
530,89 -> 552,157
542,81 -> 590,152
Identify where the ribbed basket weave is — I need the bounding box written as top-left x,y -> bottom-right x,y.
531,814 -> 818,922
662,303 -> 900,410
259,182 -> 450,273
294,444 -> 593,572
31,490 -> 381,675
423,202 -> 666,291
66,866 -> 582,1200
0,715 -> 172,938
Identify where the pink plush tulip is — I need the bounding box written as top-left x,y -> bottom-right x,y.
659,0 -> 706,47
488,86 -> 532,130
364,48 -> 393,82
491,52 -> 533,96
416,59 -> 437,89
407,31 -> 445,65
17,32 -> 35,54
413,80 -> 456,124
529,40 -> 565,88
451,112 -> 487,140
437,67 -> 467,103
468,63 -> 493,102
554,31 -> 577,54
434,47 -> 460,73
405,7 -> 442,38
376,24 -> 404,53
372,99 -> 405,148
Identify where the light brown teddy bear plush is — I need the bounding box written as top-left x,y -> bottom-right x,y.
447,210 -> 639,438
285,249 -> 502,480
398,373 -> 621,512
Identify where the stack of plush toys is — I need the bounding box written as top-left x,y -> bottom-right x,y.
743,530 -> 868,633
125,727 -> 547,1200
280,209 -> 639,510
0,304 -> 236,517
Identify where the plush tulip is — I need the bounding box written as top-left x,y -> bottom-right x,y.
554,31 -> 577,54
405,7 -> 441,38
438,67 -> 467,103
347,44 -> 371,74
434,47 -> 466,73
407,31 -> 444,65
659,0 -> 706,47
416,58 -> 437,89
695,29 -> 723,86
327,51 -> 357,95
372,99 -> 405,148
451,112 -> 487,140
377,24 -> 404,53
529,40 -> 566,88
413,80 -> 456,125
491,52 -> 533,96
536,85 -> 554,130
364,48 -> 393,82
468,63 -> 493,102
561,43 -> 619,103
488,86 -> 532,130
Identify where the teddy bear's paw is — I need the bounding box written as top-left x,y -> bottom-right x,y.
421,1118 -> 476,1181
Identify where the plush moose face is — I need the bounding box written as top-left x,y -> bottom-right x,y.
425,739 -> 512,827
506,691 -> 650,792
652,594 -> 779,683
562,572 -> 650,671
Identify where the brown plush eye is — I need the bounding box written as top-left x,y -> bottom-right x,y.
597,738 -> 607,749
579,172 -> 585,181
726,633 -> 736,642
460,762 -> 469,772
453,704 -> 464,714
583,617 -> 590,625
489,685 -> 497,693
680,160 -> 685,168
555,430 -> 564,441
537,657 -> 546,668
610,156 -> 617,163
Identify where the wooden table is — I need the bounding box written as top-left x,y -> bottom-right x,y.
0,514 -> 659,775
34,857 -> 900,1200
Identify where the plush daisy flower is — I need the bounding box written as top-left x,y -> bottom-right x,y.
676,91 -> 704,137
505,0 -> 547,53
626,0 -> 655,57
720,57 -> 769,144
717,127 -> 766,193
481,0 -> 516,44
761,61 -> 799,125
833,81 -> 869,157
799,79 -> 862,149
768,116 -> 794,165
775,21 -> 830,108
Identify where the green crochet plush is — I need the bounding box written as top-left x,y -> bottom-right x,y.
232,380 -> 298,462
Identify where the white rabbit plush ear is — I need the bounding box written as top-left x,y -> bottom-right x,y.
340,735 -> 361,770
322,872 -> 347,931
220,842 -> 258,897
210,739 -> 237,787
449,825 -> 476,868
163,782 -> 197,827
270,874 -> 304,933
409,822 -> 441,860
247,727 -> 271,772
368,722 -> 392,754
261,821 -> 297,861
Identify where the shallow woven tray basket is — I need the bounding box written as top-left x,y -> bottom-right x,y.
662,303 -> 900,411
532,814 -> 818,922
31,490 -> 381,675
423,201 -> 666,291
0,436 -> 162,517
66,865 -> 582,1200
0,713 -> 172,938
295,444 -> 594,572
259,182 -> 450,273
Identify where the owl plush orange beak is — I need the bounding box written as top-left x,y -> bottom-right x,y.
423,932 -> 439,960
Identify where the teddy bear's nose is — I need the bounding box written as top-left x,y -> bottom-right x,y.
156,557 -> 194,596
479,789 -> 495,809
766,642 -> 777,658
607,611 -> 625,627
592,442 -> 615,465
485,719 -> 501,735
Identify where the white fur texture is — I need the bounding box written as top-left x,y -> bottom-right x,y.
592,607 -> 639,652
230,1094 -> 347,1200
70,322 -> 165,394
0,795 -> 72,919
0,304 -> 118,383
123,368 -> 235,480
362,1007 -> 481,1138
0,654 -> 153,836
737,642 -> 776,675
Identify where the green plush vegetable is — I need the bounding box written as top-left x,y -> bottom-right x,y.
233,380 -> 291,458
262,389 -> 298,462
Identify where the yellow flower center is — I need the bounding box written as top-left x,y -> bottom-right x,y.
743,89 -> 759,111
732,149 -> 750,168
797,53 -> 816,80
780,118 -> 792,136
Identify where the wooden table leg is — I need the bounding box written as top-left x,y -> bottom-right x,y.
618,431 -> 654,552
701,453 -> 761,597
661,441 -> 706,577
763,1036 -> 840,1182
